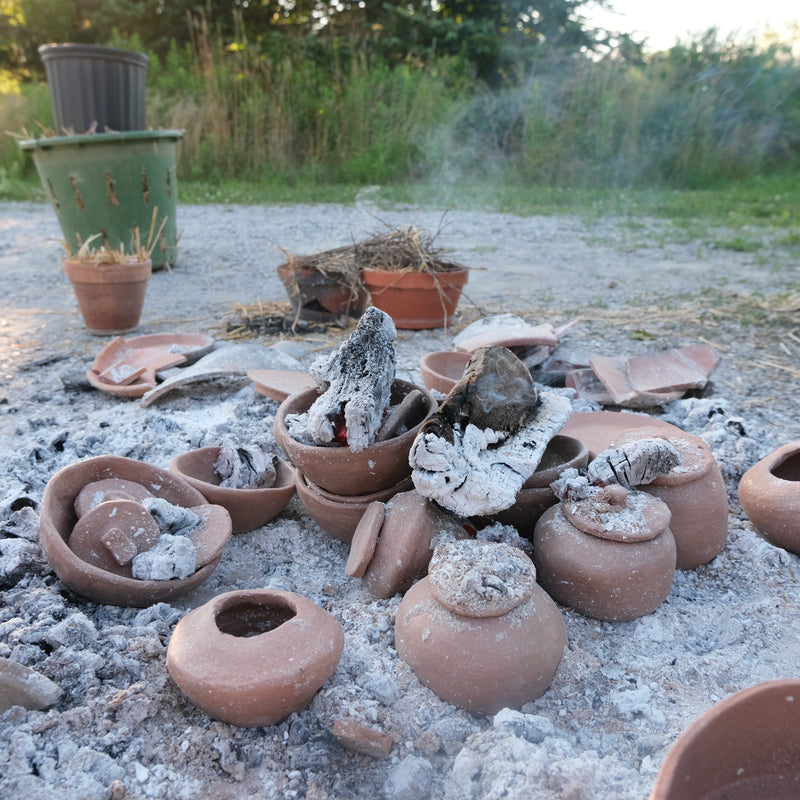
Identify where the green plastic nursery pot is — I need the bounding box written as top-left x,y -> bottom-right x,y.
19,131 -> 182,269
39,43 -> 149,134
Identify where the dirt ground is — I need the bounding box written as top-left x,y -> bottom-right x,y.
1,199 -> 799,799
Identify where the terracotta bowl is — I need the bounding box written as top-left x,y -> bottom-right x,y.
169,448 -> 296,534
273,379 -> 437,496
39,455 -> 232,607
295,471 -> 413,543
419,350 -> 471,395
649,679 -> 800,799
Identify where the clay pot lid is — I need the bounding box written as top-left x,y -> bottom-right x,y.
74,478 -> 156,517
561,411 -> 680,458
248,369 -> 316,402
87,333 -> 215,398
610,427 -> 714,486
427,540 -> 536,618
345,502 -> 385,578
562,485 -> 672,542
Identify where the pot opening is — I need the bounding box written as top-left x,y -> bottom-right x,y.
771,450 -> 800,482
215,597 -> 296,637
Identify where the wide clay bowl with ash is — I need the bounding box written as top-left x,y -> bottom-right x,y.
273,379 -> 437,496
738,441 -> 800,555
649,679 -> 800,800
39,455 -> 232,607
166,589 -> 344,727
169,447 -> 296,534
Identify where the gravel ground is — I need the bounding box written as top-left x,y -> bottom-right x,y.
1,199 -> 799,800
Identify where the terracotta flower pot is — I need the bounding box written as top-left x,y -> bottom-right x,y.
273,379 -> 437,496
169,448 -> 296,534
649,679 -> 800,800
295,471 -> 413,543
166,589 -> 344,727
738,441 -> 800,555
363,267 -> 468,329
277,263 -> 368,322
63,258 -> 151,335
395,540 -> 566,715
39,455 -> 232,607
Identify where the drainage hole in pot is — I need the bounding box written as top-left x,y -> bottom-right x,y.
215,599 -> 296,637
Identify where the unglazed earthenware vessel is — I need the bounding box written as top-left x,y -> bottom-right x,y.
273,379 -> 437,496
533,486 -> 676,622
611,427 -> 728,569
419,350 -> 470,395
395,540 -> 566,715
169,448 -> 296,534
345,490 -> 465,599
295,471 -> 413,543
39,455 -> 232,606
649,679 -> 800,800
738,441 -> 800,555
166,589 -> 344,727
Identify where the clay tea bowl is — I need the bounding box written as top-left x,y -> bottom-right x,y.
419,350 -> 471,395
169,447 -> 296,534
273,379 -> 437,496
39,455 -> 232,607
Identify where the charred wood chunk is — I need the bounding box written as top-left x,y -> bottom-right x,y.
587,438 -> 681,488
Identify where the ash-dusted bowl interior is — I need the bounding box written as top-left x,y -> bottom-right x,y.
215,596 -> 296,637
772,450 -> 800,482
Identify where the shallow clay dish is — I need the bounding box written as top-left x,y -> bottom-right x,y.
419,350 -> 471,395
273,379 -> 437,496
86,333 -> 215,398
169,448 -> 296,534
39,455 -> 232,606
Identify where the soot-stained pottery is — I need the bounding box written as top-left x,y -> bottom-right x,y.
169,447 -> 296,534
273,379 -> 437,496
649,679 -> 800,800
395,540 -> 566,715
166,589 -> 344,727
533,485 -> 676,622
295,471 -> 413,543
610,427 -> 728,569
39,455 -> 232,606
345,490 -> 466,599
738,441 -> 800,555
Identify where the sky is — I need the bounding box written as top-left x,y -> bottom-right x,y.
582,0 -> 799,52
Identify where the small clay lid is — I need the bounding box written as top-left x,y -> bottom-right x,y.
562,485 -> 671,542
427,540 -> 536,618
74,478 -> 155,517
345,502 -> 385,578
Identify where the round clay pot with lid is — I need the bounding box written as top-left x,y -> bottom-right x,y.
395,540 -> 567,715
169,447 -> 296,534
738,441 -> 800,555
273,379 -> 437,496
533,485 -> 676,622
649,679 -> 800,800
610,427 -> 728,569
166,589 -> 344,727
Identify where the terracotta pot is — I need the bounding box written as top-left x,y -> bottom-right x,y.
345,491 -> 466,599
169,448 -> 296,534
610,427 -> 729,569
482,434 -> 590,537
63,258 -> 151,335
295,471 -> 413,543
363,267 -> 468,329
277,263 -> 368,322
533,487 -> 676,622
649,679 -> 800,800
738,441 -> 800,555
273,379 -> 437,496
419,350 -> 470,394
395,540 -> 566,715
166,589 -> 344,727
39,455 -> 232,607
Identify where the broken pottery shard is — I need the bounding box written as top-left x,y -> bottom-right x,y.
587,438 -> 681,488
453,314 -> 562,354
214,440 -> 277,489
333,718 -> 393,758
299,307 -> 397,452
0,657 -> 62,713
409,346 -> 572,516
